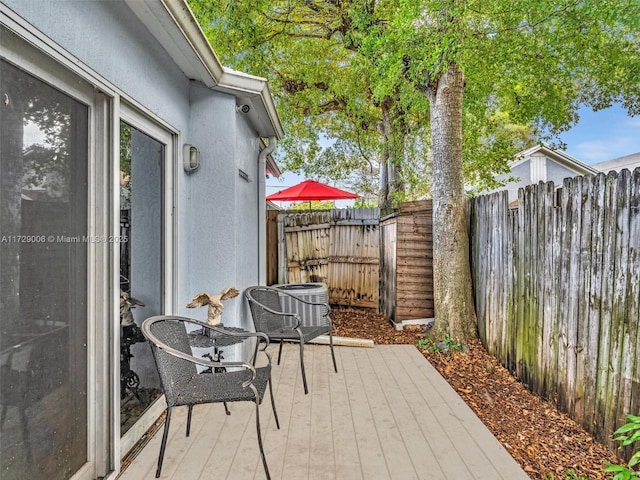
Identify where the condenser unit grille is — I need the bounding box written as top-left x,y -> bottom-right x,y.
273,283 -> 329,327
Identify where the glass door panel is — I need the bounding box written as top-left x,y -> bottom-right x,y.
119,122 -> 163,434
0,59 -> 88,480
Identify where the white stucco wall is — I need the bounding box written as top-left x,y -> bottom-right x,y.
4,0 -> 191,131
4,0 -> 265,327
234,116 -> 263,328
177,81 -> 262,328
546,160 -> 585,185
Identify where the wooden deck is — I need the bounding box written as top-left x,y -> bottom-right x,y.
117,344 -> 530,480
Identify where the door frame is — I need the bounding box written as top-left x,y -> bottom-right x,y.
116,104 -> 177,461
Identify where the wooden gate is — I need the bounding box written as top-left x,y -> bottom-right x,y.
271,208 -> 379,308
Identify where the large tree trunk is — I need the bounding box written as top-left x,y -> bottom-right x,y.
378,95 -> 405,211
428,62 -> 477,345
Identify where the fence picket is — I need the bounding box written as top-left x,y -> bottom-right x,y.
471,168 -> 640,457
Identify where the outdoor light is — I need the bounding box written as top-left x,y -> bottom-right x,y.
183,144 -> 201,173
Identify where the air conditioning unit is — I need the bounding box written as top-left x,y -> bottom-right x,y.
272,282 -> 329,327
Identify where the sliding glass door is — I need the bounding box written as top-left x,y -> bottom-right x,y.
0,57 -> 89,480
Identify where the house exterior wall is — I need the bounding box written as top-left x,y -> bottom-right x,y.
491,151 -> 595,203
546,160 -> 583,185
178,81 -> 262,327
5,0 -> 263,327
4,0 -> 191,131
501,161 -> 531,202
234,117 -> 263,328
2,1 -> 273,477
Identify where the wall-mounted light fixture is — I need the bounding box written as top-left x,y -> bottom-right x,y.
183,144 -> 201,173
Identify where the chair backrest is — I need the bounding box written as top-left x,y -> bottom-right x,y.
142,316 -> 197,407
245,286 -> 291,334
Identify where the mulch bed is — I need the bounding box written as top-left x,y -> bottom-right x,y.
331,306 -> 623,480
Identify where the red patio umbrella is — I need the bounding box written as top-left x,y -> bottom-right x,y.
266,179 -> 360,201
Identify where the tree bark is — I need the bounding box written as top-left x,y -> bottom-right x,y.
428,62 -> 478,345
378,95 -> 405,212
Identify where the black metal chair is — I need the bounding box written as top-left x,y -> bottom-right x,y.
141,315 -> 279,479
244,286 -> 338,395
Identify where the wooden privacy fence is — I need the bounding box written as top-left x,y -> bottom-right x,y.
471,169 -> 640,453
268,208 -> 379,308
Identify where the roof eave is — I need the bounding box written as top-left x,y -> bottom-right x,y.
123,0 -> 284,139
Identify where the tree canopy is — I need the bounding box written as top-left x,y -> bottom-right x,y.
190,0 -> 438,206
190,0 -> 640,346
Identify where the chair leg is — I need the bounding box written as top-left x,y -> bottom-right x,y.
268,377 -> 280,429
329,331 -> 338,373
254,396 -> 271,480
156,407 -> 172,478
186,405 -> 193,437
299,342 -> 308,394
277,341 -> 283,365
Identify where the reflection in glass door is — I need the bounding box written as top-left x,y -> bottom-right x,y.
0,59 -> 88,480
119,121 -> 163,435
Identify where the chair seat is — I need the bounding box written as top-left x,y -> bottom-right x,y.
269,326 -> 330,342
174,365 -> 271,407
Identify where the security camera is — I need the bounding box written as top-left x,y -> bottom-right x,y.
237,104 -> 251,114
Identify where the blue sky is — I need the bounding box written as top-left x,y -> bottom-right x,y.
267,104 -> 640,197
560,104 -> 640,164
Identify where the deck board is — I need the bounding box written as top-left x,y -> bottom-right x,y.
117,344 -> 530,480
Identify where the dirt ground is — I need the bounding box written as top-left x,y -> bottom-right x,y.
331,306 -> 623,480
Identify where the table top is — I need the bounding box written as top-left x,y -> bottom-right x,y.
188,325 -> 247,348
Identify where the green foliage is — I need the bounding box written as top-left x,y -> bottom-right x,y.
416,334 -> 461,353
289,200 -> 334,211
188,0 -> 640,343
603,414 -> 640,479
416,337 -> 435,351
188,0 -> 435,204
543,471 -> 588,480
188,0 -> 639,199
120,122 -> 132,187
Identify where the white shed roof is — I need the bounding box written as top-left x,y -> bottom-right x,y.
592,152 -> 640,173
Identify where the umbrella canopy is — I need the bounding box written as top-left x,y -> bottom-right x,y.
266,179 -> 360,201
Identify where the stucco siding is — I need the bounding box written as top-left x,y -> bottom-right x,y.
546,160 -> 583,185
506,161 -> 530,201
177,82 -> 244,324
489,160 -> 531,202
4,0 -> 190,131
234,117 -> 262,329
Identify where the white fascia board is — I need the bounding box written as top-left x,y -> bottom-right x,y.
124,0 -> 284,138
218,68 -> 285,139
124,0 -> 223,87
